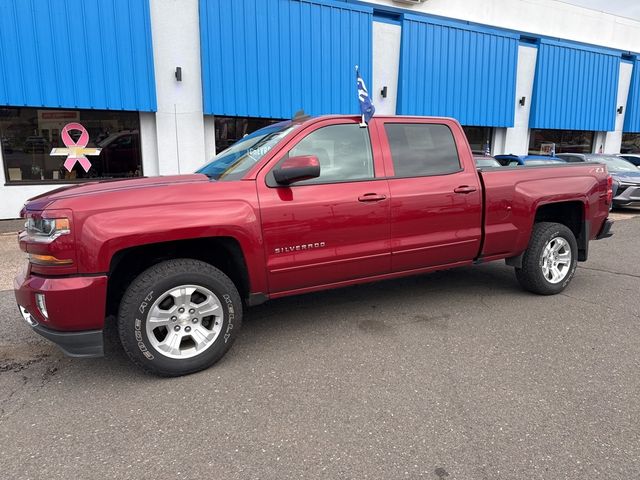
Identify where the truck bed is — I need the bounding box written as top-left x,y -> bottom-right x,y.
478,162 -> 610,261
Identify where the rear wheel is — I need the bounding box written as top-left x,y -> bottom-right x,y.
515,222 -> 578,295
117,259 -> 242,376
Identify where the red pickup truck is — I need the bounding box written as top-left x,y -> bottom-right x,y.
15,115 -> 614,376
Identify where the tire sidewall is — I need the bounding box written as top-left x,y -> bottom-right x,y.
537,227 -> 577,293
120,268 -> 241,375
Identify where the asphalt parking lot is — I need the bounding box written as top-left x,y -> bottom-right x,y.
1,210 -> 639,480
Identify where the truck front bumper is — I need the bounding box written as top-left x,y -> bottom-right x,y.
14,266 -> 107,358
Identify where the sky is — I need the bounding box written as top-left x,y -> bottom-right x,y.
559,0 -> 640,20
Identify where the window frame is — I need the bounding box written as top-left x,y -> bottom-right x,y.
0,106 -> 143,186
264,120 -> 380,188
528,128 -> 595,155
380,120 -> 464,179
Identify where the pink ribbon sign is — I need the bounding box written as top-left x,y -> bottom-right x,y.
50,123 -> 101,173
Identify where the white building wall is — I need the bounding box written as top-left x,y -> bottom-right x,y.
203,116 -> 217,162
593,132 -> 607,153
604,62 -> 634,154
501,45 -> 538,155
364,0 -> 640,53
372,21 -> 402,115
139,112 -> 160,177
148,0 -> 206,175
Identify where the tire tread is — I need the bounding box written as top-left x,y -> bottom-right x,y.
515,222 -> 577,295
117,258 -> 241,376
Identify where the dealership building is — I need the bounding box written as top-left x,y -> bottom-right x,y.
1,0 -> 640,219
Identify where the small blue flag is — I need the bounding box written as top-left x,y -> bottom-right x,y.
355,66 -> 375,124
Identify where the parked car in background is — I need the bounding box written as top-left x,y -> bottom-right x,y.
495,154 -> 566,166
96,130 -> 142,178
557,153 -> 640,207
618,154 -> 640,169
474,155 -> 502,168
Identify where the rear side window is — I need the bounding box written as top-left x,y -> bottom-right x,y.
384,123 -> 460,177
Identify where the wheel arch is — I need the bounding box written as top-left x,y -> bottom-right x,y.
106,236 -> 254,318
507,200 -> 587,268
533,200 -> 587,261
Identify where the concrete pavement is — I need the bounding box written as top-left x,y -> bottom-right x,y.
1,211 -> 639,479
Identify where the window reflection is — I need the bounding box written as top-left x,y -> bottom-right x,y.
621,133 -> 640,153
529,129 -> 594,155
0,107 -> 142,183
462,126 -> 493,154
214,116 -> 284,154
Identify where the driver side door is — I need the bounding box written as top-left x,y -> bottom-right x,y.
256,119 -> 391,295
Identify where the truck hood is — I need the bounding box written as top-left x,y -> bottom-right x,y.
25,174 -> 210,211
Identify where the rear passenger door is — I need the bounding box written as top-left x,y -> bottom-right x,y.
377,118 -> 483,271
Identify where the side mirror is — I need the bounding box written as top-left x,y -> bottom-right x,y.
273,155 -> 320,185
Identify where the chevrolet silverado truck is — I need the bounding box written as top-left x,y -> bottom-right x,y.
15,115 -> 614,376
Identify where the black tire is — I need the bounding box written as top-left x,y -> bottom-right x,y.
515,222 -> 578,295
117,259 -> 242,376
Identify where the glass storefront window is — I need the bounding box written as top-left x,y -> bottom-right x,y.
462,126 -> 493,155
621,133 -> 640,153
215,116 -> 284,154
529,129 -> 594,155
0,107 -> 142,183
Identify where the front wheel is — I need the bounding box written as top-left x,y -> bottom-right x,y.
117,259 -> 242,376
515,222 -> 578,295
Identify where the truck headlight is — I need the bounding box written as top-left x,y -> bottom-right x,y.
25,217 -> 70,243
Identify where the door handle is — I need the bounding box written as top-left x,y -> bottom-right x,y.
453,185 -> 477,194
358,193 -> 387,202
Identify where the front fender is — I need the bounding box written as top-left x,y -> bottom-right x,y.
75,200 -> 266,293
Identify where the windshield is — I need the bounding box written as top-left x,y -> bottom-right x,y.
197,122 -> 297,180
592,156 -> 638,173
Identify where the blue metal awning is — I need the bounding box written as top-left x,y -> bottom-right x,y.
0,0 -> 157,112
397,14 -> 519,127
624,56 -> 640,133
529,39 -> 620,132
200,0 -> 373,118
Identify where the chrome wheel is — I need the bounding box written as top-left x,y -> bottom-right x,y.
145,284 -> 224,359
540,237 -> 572,284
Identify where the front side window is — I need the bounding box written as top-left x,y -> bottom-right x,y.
385,123 -> 460,178
281,124 -> 374,185
0,107 -> 141,183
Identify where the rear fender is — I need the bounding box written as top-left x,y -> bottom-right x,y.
484,176 -> 597,258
